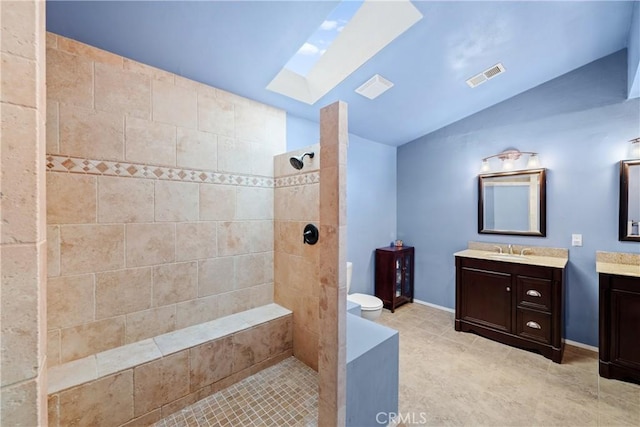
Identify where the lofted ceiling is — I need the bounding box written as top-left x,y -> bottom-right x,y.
46,1 -> 638,146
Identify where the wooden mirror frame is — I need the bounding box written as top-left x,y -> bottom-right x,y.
478,168 -> 547,237
619,159 -> 640,242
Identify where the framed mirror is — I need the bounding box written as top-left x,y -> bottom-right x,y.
478,169 -> 546,236
619,160 -> 640,242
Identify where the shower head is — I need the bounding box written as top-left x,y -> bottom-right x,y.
289,152 -> 315,170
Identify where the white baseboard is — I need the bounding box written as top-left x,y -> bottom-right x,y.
412,298 -> 454,313
412,299 -> 597,352
564,339 -> 598,353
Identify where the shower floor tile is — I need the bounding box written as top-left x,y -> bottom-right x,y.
153,357 -> 318,427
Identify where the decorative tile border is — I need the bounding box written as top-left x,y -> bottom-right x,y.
46,155 -> 275,188
275,172 -> 320,188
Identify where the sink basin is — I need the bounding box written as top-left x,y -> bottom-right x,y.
489,254 -> 529,261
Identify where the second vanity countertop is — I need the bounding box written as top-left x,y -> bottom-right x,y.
596,251 -> 640,278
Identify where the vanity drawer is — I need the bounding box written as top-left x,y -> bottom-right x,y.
516,309 -> 551,344
516,276 -> 552,312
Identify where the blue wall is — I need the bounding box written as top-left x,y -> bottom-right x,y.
627,1 -> 640,99
287,114 -> 397,295
397,50 -> 640,346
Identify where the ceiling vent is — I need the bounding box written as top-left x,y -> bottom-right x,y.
355,74 -> 394,99
466,63 -> 506,88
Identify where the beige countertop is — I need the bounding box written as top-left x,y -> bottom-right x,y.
596,251 -> 640,278
454,249 -> 568,269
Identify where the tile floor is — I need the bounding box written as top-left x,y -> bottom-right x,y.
153,357 -> 318,427
377,303 -> 640,426
155,303 -> 639,427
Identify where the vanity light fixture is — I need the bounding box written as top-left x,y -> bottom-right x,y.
629,137 -> 640,159
480,149 -> 540,172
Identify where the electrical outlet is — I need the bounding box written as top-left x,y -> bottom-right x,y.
572,234 -> 582,247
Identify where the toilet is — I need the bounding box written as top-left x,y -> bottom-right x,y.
346,262 -> 383,321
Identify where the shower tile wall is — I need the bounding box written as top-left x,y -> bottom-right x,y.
46,33 -> 286,366
274,145 -> 321,370
1,2 -> 48,424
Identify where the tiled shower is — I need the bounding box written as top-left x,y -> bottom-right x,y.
37,32 -> 346,426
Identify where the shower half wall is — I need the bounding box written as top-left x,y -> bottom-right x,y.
45,33 -> 285,366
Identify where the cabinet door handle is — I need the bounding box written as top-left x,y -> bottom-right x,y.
526,290 -> 542,298
526,321 -> 541,330
506,287 -> 511,292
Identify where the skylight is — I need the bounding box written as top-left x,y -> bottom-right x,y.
284,1 -> 364,77
267,0 -> 423,105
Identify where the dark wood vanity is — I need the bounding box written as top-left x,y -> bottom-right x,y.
597,252 -> 640,384
455,250 -> 566,363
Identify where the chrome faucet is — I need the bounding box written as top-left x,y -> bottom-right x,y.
494,245 -> 503,254
508,244 -> 513,255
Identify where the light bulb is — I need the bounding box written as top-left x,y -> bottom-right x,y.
502,158 -> 514,170
481,159 -> 490,172
527,154 -> 540,169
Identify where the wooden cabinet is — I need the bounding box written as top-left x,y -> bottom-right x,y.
375,246 -> 414,312
599,273 -> 640,384
455,256 -> 565,363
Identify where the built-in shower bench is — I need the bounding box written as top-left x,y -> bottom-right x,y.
47,303 -> 292,427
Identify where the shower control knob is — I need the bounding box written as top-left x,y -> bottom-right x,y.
303,224 -> 319,245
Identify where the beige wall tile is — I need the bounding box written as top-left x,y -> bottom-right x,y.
293,326 -> 318,371
1,378 -> 41,427
217,221 -> 251,256
155,181 -> 198,222
56,36 -> 123,66
96,268 -> 153,319
197,93 -> 234,137
133,351 -> 190,416
46,99 -> 59,153
48,274 -> 95,329
152,80 -> 197,129
46,173 -> 97,224
176,127 -> 217,170
231,324 -> 271,373
46,48 -> 93,108
125,306 -> 176,344
189,336 -> 233,391
1,103 -> 39,244
48,329 -> 61,368
1,52 -> 36,107
60,317 -> 125,363
216,288 -> 252,318
59,104 -> 124,160
250,221 -> 274,253
234,101 -> 266,143
48,392 -> 59,427
236,187 -> 273,220
60,224 -> 125,275
235,253 -> 266,289
95,62 -> 150,119
264,107 -> 287,148
249,141 -> 277,177
47,225 -> 60,277
58,371 -> 133,426
46,32 -> 58,49
0,244 -> 42,386
152,262 -> 197,307
124,58 -> 174,83
175,222 -> 216,261
98,176 -> 154,223
1,2 -> 36,58
125,223 -> 175,267
198,257 -> 234,297
199,184 -> 235,221
175,295 -> 218,329
125,116 -> 176,166
217,137 -> 252,175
